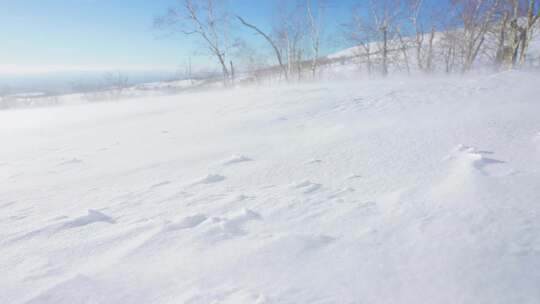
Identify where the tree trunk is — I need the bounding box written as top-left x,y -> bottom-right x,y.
397,31 -> 410,75
366,50 -> 372,75
426,27 -> 435,72
230,61 -> 235,85
495,12 -> 509,69
236,16 -> 288,80
382,26 -> 388,76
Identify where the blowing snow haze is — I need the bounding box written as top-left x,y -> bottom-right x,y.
1,1 -> 540,304
0,70 -> 177,94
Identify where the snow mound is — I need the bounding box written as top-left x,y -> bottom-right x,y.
149,181 -> 172,189
163,214 -> 208,232
57,158 -> 83,166
191,174 -> 226,185
203,209 -> 262,242
221,155 -> 253,166
60,209 -> 116,230
303,158 -> 323,165
293,180 -> 323,194
444,144 -> 513,177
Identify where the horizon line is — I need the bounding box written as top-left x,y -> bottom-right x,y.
0,64 -> 182,75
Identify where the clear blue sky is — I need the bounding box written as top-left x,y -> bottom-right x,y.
0,0 -> 447,75
0,0 -> 359,74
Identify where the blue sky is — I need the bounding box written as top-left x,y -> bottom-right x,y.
1,0 -> 186,73
0,0 -> 448,76
0,0 -> 359,75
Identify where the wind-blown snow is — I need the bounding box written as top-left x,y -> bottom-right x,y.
1,72 -> 540,303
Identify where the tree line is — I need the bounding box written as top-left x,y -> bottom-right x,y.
155,0 -> 540,84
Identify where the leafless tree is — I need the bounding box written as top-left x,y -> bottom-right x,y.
407,0 -> 427,71
274,0 -> 307,80
306,0 -> 326,78
493,8 -> 510,68
156,0 -> 233,85
186,56 -> 194,85
452,0 -> 503,72
346,7 -> 377,74
346,0 -> 402,76
440,29 -> 460,72
506,0 -> 540,67
367,0 -> 402,76
234,41 -> 271,84
396,29 -> 411,74
236,15 -> 288,80
519,0 -> 540,64
404,0 -> 437,72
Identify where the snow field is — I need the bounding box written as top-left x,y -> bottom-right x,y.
1,72 -> 540,303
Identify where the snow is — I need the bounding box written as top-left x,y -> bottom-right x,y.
1,71 -> 540,303
221,155 -> 253,166
327,28 -> 540,72
191,174 -> 227,185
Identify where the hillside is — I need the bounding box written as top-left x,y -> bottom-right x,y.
328,27 -> 540,74
1,71 -> 540,303
3,22 -> 540,111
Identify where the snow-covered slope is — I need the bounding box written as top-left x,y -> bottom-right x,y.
328,28 -> 540,72
1,72 -> 540,303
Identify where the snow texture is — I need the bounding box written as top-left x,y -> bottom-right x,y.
1,71 -> 540,303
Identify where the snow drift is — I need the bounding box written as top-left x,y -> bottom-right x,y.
1,72 -> 539,303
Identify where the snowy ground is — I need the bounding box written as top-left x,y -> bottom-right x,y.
1,71 -> 540,304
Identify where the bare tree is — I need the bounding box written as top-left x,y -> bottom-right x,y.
236,15 -> 288,80
186,56 -> 194,85
495,0 -> 526,68
426,26 -> 437,71
396,29 -> 411,74
407,0 -> 427,71
404,0 -> 437,72
519,0 -> 540,64
452,0 -> 502,72
369,0 -> 402,76
486,0 -> 540,69
434,1 -> 463,73
346,7 -> 377,74
507,0 -> 540,67
441,30 -> 461,73
233,40 -> 270,84
306,0 -> 326,78
346,0 -> 402,76
156,0 -> 233,85
274,0 -> 307,80
494,8 -> 510,68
